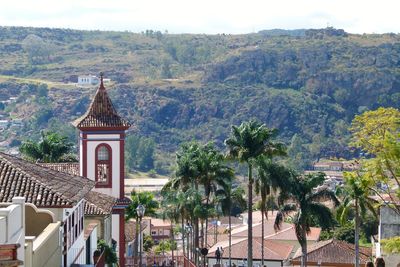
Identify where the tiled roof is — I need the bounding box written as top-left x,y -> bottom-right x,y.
208,237 -> 293,261
232,220 -> 293,238
266,225 -> 321,241
292,239 -> 372,265
0,152 -> 94,207
72,79 -> 130,129
40,162 -> 117,215
84,191 -> 116,215
39,163 -> 80,176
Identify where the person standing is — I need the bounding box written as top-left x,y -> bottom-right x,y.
216,247 -> 221,264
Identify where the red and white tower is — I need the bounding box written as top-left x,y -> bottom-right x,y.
73,73 -> 130,266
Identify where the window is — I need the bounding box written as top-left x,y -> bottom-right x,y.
95,144 -> 112,187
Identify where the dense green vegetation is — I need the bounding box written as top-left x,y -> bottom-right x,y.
1,26 -> 400,171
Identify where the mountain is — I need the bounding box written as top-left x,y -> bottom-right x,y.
0,26 -> 399,172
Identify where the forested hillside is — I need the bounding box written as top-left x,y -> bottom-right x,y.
0,26 -> 399,172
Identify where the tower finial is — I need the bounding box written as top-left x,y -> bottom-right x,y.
99,72 -> 105,90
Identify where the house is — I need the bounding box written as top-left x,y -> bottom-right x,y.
207,238 -> 293,267
291,239 -> 372,267
148,218 -> 172,241
77,75 -> 99,86
0,152 -> 95,266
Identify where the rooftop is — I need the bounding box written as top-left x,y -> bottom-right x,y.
208,237 -> 293,261
292,239 -> 371,265
0,152 -> 94,207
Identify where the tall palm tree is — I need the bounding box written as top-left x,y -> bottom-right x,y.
126,190 -> 159,260
160,189 -> 184,267
20,131 -> 76,162
255,158 -> 292,266
171,141 -> 233,264
217,186 -> 246,267
197,143 -> 233,248
337,172 -> 377,267
274,172 -> 339,267
225,120 -> 286,267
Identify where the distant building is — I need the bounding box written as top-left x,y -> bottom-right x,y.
291,239 -> 371,267
77,75 -> 99,86
148,218 -> 172,241
77,75 -> 111,86
207,238 -> 293,267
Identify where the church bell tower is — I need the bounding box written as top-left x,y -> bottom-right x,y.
73,73 -> 130,266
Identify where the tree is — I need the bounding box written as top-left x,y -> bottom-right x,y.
275,173 -> 339,267
216,186 -> 246,267
125,135 -> 156,172
381,236 -> 400,254
22,34 -> 56,65
337,172 -> 377,267
143,234 -> 155,252
125,190 -> 159,259
20,131 -> 76,163
349,107 -> 400,214
97,239 -> 118,265
196,143 -> 233,248
225,120 -> 286,267
255,158 -> 292,265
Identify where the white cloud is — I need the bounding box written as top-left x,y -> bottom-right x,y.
0,0 -> 400,33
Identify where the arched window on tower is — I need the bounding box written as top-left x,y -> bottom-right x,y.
95,144 -> 112,187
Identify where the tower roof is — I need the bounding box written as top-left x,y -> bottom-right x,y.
73,73 -> 131,130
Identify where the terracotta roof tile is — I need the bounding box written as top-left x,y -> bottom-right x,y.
84,191 -> 116,216
232,220 -> 293,238
208,238 -> 293,261
73,79 -> 130,129
292,239 -> 372,265
0,152 -> 94,207
39,161 -> 117,216
39,163 -> 80,176
266,225 -> 321,241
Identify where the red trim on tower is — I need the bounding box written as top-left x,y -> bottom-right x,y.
82,133 -> 87,177
120,133 -> 125,199
119,210 -> 125,267
78,126 -> 130,131
94,143 -> 113,188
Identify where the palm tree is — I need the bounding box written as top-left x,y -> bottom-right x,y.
20,131 -> 76,162
173,142 -> 202,264
255,158 -> 292,266
225,120 -> 286,267
197,143 -> 233,248
217,186 -> 246,267
171,142 -> 233,265
337,172 -> 377,267
126,190 -> 159,260
160,189 -> 183,267
274,172 -> 339,267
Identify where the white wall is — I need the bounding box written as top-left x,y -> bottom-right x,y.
84,134 -> 122,199
112,214 -> 120,254
0,197 -> 25,266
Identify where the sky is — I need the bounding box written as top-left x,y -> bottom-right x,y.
1,0 -> 400,34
